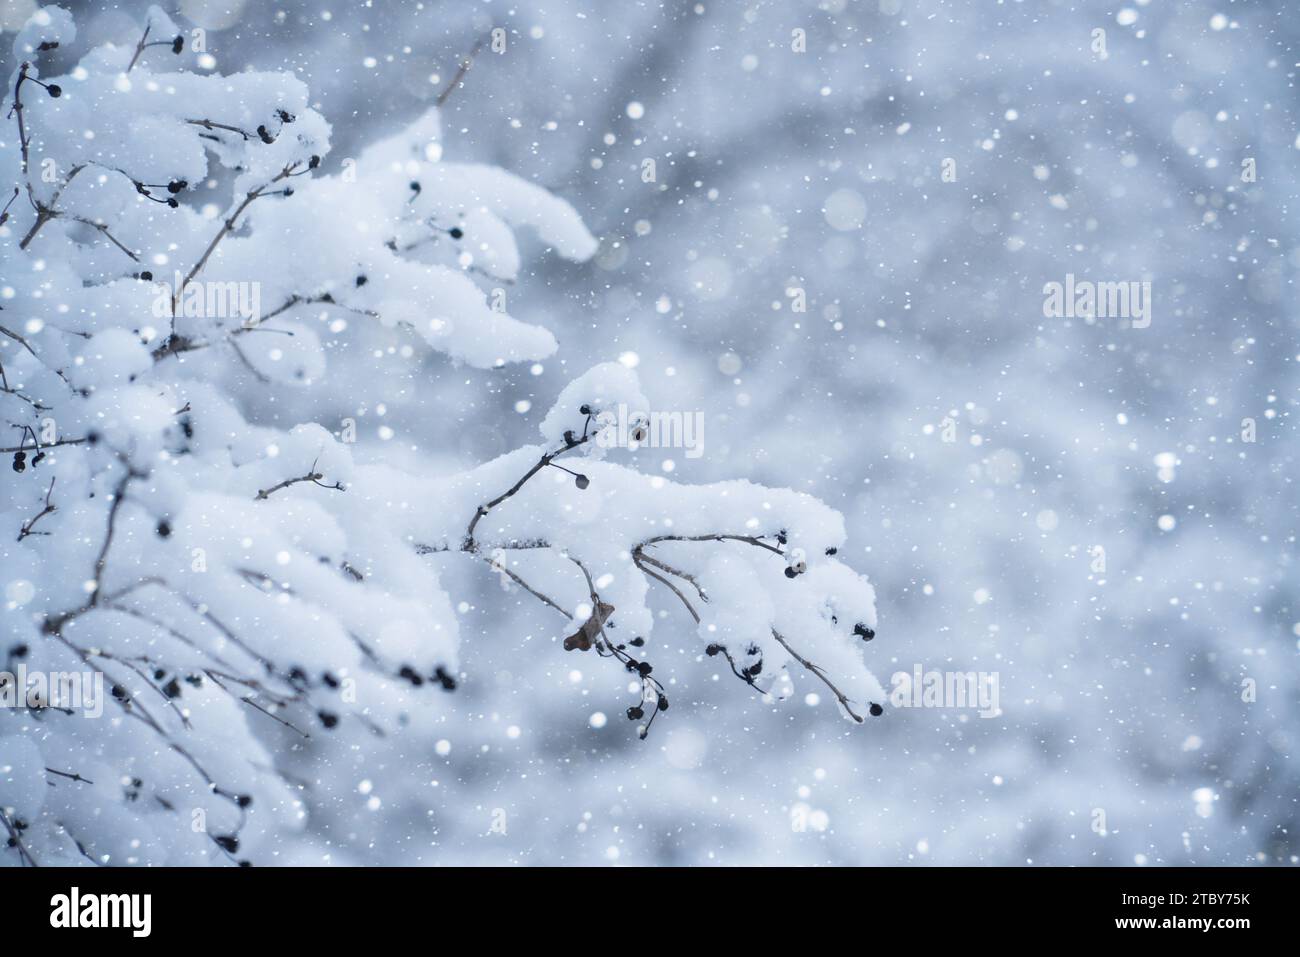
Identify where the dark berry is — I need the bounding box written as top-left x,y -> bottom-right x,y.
398,665 -> 424,686
167,180 -> 187,193
784,567 -> 797,579
355,275 -> 367,287
318,710 -> 338,729
626,706 -> 644,721
629,637 -> 645,647
448,227 -> 463,240
636,661 -> 653,677
156,520 -> 171,538
574,474 -> 590,490
236,794 -> 252,808
257,125 -> 274,144
869,702 -> 884,717
657,694 -> 669,711
46,84 -> 61,98
853,623 -> 875,641
213,835 -> 239,853
705,644 -> 720,657
171,35 -> 184,54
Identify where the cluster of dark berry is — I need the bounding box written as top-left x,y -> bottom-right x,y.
11,448 -> 44,473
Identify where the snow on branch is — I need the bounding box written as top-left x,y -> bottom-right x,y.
0,5 -> 884,866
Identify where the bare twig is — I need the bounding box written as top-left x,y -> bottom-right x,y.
45,767 -> 94,785
184,118 -> 254,140
0,437 -> 87,454
635,550 -> 708,602
482,552 -> 568,616
12,63 -> 32,176
88,467 -> 141,607
17,163 -> 84,250
67,215 -> 139,261
465,420 -> 593,551
436,38 -> 486,107
125,23 -> 151,72
770,628 -> 865,723
205,672 -> 310,738
635,558 -> 700,623
16,476 -> 56,541
0,323 -> 77,390
255,458 -> 345,500
639,532 -> 785,558
161,162 -> 304,351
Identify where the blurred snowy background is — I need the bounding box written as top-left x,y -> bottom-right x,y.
4,0 -> 1295,865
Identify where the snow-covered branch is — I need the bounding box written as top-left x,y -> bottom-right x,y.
0,4 -> 884,867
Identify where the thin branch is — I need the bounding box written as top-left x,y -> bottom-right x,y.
67,215 -> 140,261
184,118 -> 255,140
0,437 -> 86,454
161,162 -> 303,351
228,338 -> 270,383
255,458 -> 345,500
16,476 -> 56,541
636,552 -> 708,601
770,628 -> 865,724
436,38 -> 486,107
17,163 -> 84,250
708,642 -> 769,692
45,767 -> 94,785
465,424 -> 592,551
205,672 -> 310,738
639,532 -> 786,558
106,601 -> 246,677
482,553 -> 568,617
636,558 -> 700,623
88,467 -> 140,607
13,63 -> 32,177
125,23 -> 151,72
153,291 -> 374,362
0,323 -> 77,390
